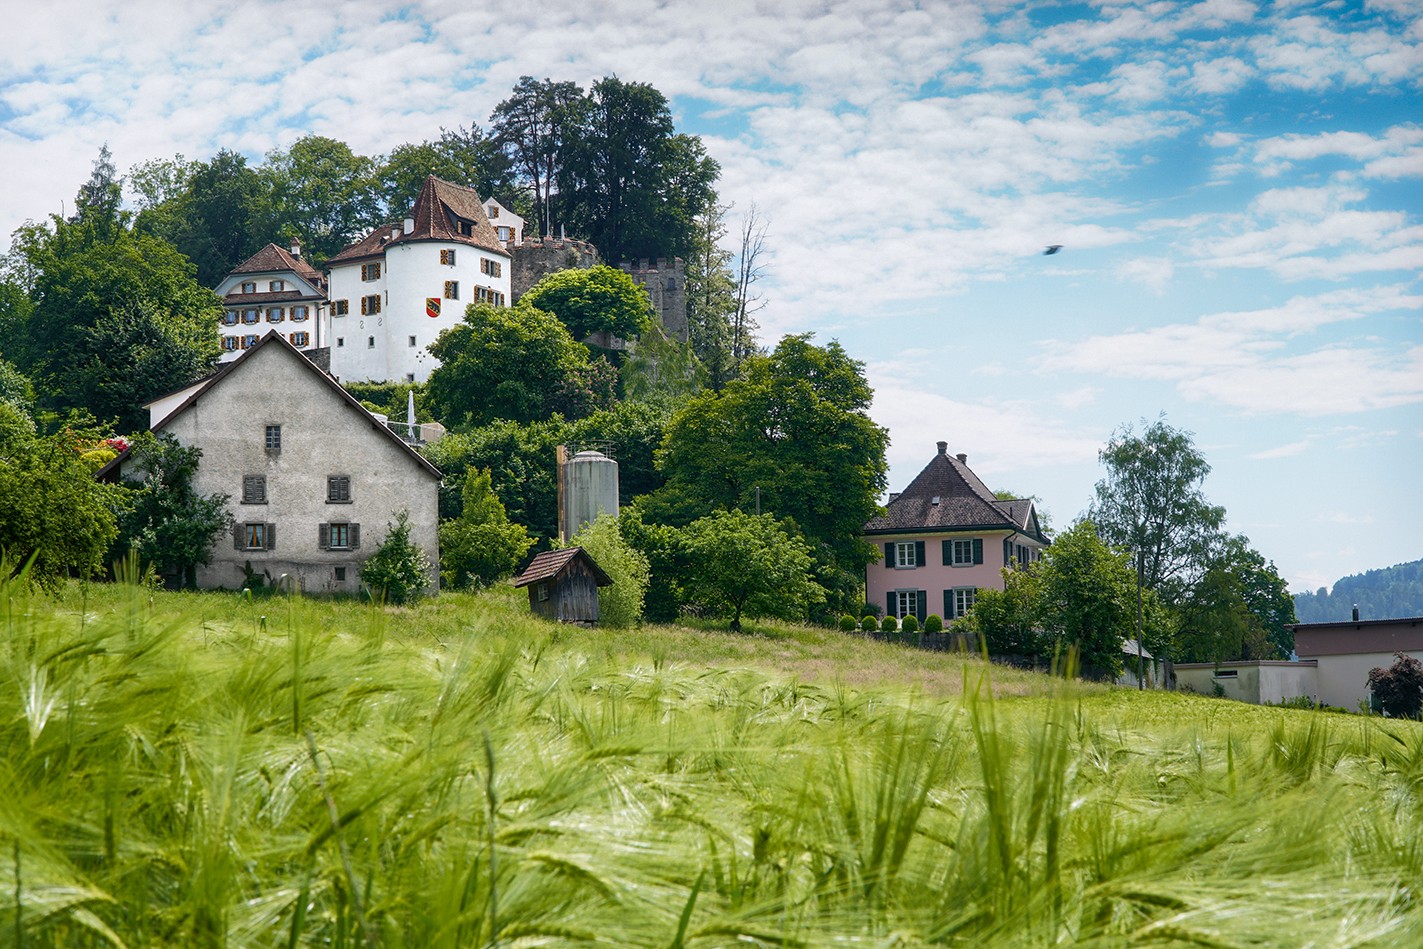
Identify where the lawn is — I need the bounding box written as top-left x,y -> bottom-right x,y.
5,575 -> 1421,947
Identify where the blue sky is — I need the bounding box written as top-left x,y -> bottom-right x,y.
2,0 -> 1419,596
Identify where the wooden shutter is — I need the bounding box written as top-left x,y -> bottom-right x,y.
266,524 -> 276,551
350,524 -> 360,549
944,589 -> 953,619
914,541 -> 925,567
942,539 -> 951,565
885,542 -> 894,567
886,592 -> 895,618
233,523 -> 244,550
319,523 -> 329,550
916,591 -> 927,622
1004,538 -> 1012,566
972,539 -> 983,564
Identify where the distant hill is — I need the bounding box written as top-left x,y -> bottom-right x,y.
1294,558 -> 1423,623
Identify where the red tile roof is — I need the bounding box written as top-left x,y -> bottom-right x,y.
326,176 -> 509,265
231,243 -> 325,283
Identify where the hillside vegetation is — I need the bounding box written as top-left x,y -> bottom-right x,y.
1295,557 -> 1423,622
7,576 -> 1423,947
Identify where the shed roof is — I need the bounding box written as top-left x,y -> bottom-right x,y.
511,547 -> 614,588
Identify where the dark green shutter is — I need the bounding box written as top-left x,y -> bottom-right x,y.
914,541 -> 925,568
972,538 -> 983,564
887,592 -> 895,617
944,589 -> 953,619
942,539 -> 952,565
916,591 -> 927,622
233,523 -> 244,550
885,542 -> 894,567
319,523 -> 329,549
1004,538 -> 1012,566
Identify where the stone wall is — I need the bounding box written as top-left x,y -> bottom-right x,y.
618,257 -> 688,342
510,239 -> 601,301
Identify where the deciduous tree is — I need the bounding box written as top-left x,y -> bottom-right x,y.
520,264 -> 653,341
438,467 -> 534,590
261,135 -> 382,264
564,512 -> 649,628
1036,520 -> 1136,677
378,126 -> 514,218
491,77 -> 584,239
681,510 -> 821,631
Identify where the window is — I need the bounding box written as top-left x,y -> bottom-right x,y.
290,306 -> 308,322
408,335 -> 417,347
334,566 -> 347,582
243,334 -> 259,349
666,278 -> 676,291
237,522 -> 275,551
289,332 -> 309,346
242,309 -> 260,324
896,541 -> 919,568
266,307 -> 284,322
327,475 -> 351,503
945,587 -> 977,619
241,281 -> 256,294
265,424 -> 281,451
221,310 -> 238,326
481,258 -> 502,277
488,205 -> 499,218
537,581 -> 550,603
332,300 -> 349,316
945,538 -> 983,566
497,226 -> 512,242
242,475 -> 266,504
269,280 -> 285,291
476,287 -> 506,306
458,220 -> 473,237
440,249 -> 456,265
361,294 -> 381,315
368,336 -> 375,348
406,373 -> 415,382
893,590 -> 921,620
361,263 -> 381,281
444,280 -> 459,300
1213,670 -> 1238,679
321,522 -> 360,550
336,337 -> 344,347
221,337 -> 238,352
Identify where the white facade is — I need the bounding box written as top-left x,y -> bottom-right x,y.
327,235 -> 510,383
215,244 -> 326,363
483,197 -> 525,246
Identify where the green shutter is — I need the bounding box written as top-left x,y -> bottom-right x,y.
972,538 -> 983,564
887,592 -> 895,618
885,542 -> 894,567
319,523 -> 329,549
944,589 -> 953,619
916,591 -> 927,622
1004,538 -> 1013,566
233,523 -> 244,550
266,523 -> 276,551
350,524 -> 361,549
942,539 -> 951,565
914,541 -> 925,567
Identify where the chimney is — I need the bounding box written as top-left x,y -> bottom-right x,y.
403,217 -> 414,234
290,238 -> 302,258
1353,604 -> 1360,622
391,226 -> 400,242
956,453 -> 968,464
936,441 -> 947,456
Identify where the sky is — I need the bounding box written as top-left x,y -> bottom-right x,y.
1,0 -> 1420,597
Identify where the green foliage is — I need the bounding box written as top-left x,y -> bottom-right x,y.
923,613 -> 944,634
112,431 -> 232,587
861,614 -> 879,632
359,510 -> 431,604
377,125 -> 513,217
617,504 -> 692,623
1296,558 -> 1423,624
426,302 -> 612,429
619,326 -> 704,404
647,334 -> 888,613
839,614 -> 858,632
683,203 -> 738,389
521,264 -> 653,341
1368,653 -> 1423,719
681,510 -> 821,631
881,614 -> 898,634
0,407 -> 119,589
0,358 -> 34,414
901,613 -> 919,634
1037,520 -> 1134,677
968,567 -> 1046,656
491,76 -> 585,239
564,513 -> 650,628
261,135 -> 383,264
439,468 -> 534,590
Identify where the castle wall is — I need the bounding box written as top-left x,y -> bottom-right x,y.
618,257 -> 688,342
510,239 -> 601,301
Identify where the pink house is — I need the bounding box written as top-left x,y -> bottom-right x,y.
862,442 -> 1049,622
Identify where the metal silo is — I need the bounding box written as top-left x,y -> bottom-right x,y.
558,447 -> 620,541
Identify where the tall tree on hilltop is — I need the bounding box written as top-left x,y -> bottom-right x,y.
137,149 -> 272,287
261,135 -> 383,264
71,144 -> 127,243
378,126 -> 514,217
491,77 -> 584,239
732,203 -> 769,369
684,203 -> 737,388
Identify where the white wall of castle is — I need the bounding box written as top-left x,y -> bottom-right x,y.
327,239 -> 511,383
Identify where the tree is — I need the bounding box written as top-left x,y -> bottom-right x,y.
1368,653 -> 1423,719
71,144 -> 128,243
1089,418 -> 1226,604
647,334 -> 888,614
261,135 -> 382,263
620,326 -> 704,404
425,301 -> 606,429
732,204 -> 769,369
1210,535 -> 1296,658
0,405 -> 119,589
378,126 -> 514,218
965,565 -> 1044,656
520,264 -> 653,341
1036,520 -> 1136,678
438,468 -> 534,590
111,431 -> 232,588
491,77 -> 584,239
564,512 -> 649,627
683,203 -> 737,388
1174,562 -> 1270,663
360,510 -> 432,604
681,510 -> 821,631
160,149 -> 272,287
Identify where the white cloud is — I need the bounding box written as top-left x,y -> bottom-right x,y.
1249,438 -> 1315,459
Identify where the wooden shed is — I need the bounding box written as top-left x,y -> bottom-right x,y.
511,547 -> 613,625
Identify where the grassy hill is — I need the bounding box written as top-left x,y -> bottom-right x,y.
7,576 -> 1423,947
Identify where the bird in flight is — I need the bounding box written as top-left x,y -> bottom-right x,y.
1044,245 -> 1063,255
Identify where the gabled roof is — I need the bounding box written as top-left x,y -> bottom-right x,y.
95,331 -> 441,481
230,243 -> 324,283
511,547 -> 614,588
326,176 -> 508,265
862,443 -> 1049,543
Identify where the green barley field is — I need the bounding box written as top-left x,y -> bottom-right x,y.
5,573 -> 1423,947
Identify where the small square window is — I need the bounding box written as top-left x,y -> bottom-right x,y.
408,335 -> 417,347
265,425 -> 282,451
337,337 -> 345,347
327,475 -> 351,504
242,309 -> 260,324
368,336 -> 375,348
241,281 -> 256,294
242,474 -> 266,504
290,306 -> 308,322
361,294 -> 381,315
440,248 -> 456,265
334,566 -> 347,582
266,307 -> 284,322
444,280 -> 459,300
332,300 -> 349,316
244,522 -> 267,550
406,373 -> 415,382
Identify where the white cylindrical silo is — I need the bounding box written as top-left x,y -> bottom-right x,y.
563,449 -> 619,540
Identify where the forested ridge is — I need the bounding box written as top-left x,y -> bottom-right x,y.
1294,558 -> 1423,622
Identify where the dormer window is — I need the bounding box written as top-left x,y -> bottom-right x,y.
269,280 -> 285,291
241,281 -> 256,294
458,220 -> 473,237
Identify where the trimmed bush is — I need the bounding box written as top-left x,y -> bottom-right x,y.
923,613 -> 943,634
881,615 -> 898,634
839,614 -> 858,631
901,614 -> 919,634
860,615 -> 879,632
